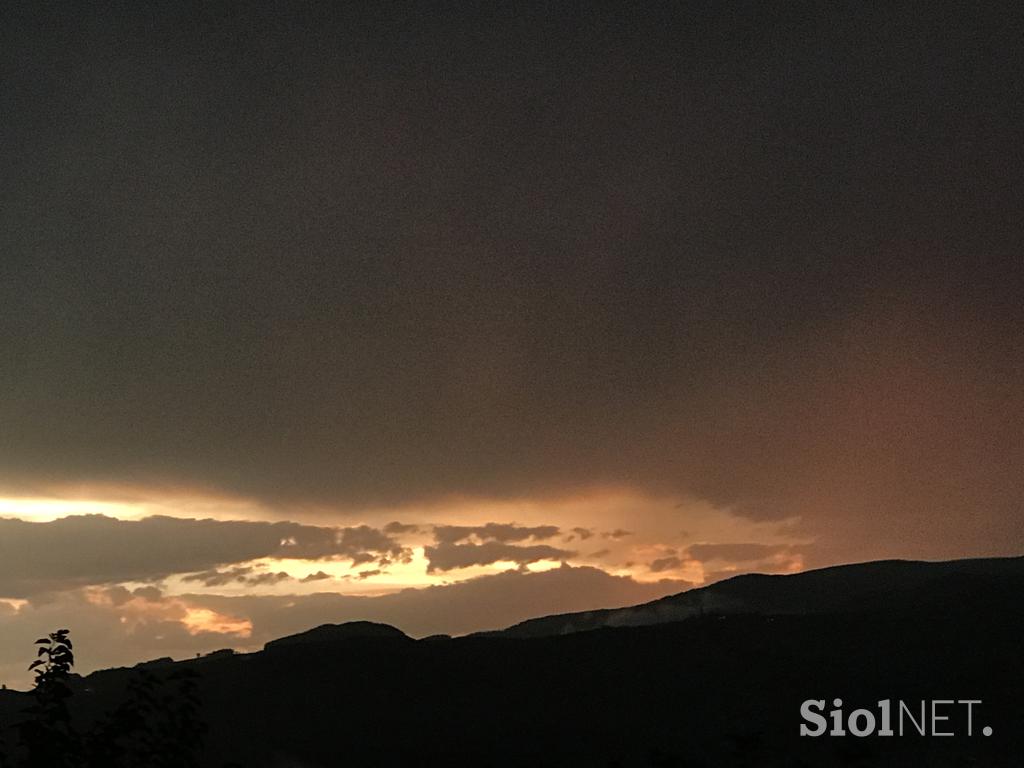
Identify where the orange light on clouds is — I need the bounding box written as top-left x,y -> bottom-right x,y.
80,587 -> 252,638
1,484 -> 813,597
181,608 -> 252,637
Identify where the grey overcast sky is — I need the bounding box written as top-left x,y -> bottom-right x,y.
0,1 -> 1021,686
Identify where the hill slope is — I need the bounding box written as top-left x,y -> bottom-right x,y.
484,555 -> 1024,637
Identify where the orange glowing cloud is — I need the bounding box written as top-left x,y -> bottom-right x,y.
83,587 -> 252,638
181,607 -> 253,637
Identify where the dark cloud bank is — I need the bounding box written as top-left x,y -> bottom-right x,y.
0,516 -> 591,596
0,515 -> 406,597
0,3 -> 1021,564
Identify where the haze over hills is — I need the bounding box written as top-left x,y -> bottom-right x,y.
1,554 -> 1022,767
484,554 -> 1024,638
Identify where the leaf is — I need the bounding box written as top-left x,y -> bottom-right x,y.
28,660 -> 44,670
34,638 -> 50,645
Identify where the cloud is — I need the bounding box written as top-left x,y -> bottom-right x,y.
684,543 -> 792,563
0,516 -> 406,597
573,527 -> 595,540
603,529 -> 633,540
432,524 -> 560,545
424,542 -> 575,573
383,522 -> 419,535
648,557 -> 682,573
247,571 -> 292,586
300,571 -> 332,583
132,586 -> 163,602
183,566 -> 255,587
333,525 -> 406,557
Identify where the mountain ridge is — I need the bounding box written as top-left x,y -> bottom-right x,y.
479,554 -> 1024,638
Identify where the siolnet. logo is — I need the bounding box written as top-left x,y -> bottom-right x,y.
800,699 -> 994,737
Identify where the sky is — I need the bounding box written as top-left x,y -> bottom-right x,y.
0,2 -> 1022,688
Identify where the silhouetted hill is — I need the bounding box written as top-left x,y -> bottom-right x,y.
485,555 -> 1024,637
263,620 -> 409,650
2,556 -> 1022,767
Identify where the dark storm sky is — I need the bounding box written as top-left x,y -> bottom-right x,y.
1,2 -> 1022,559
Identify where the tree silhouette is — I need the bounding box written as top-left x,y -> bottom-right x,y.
85,667 -> 206,768
18,629 -> 80,768
0,630 -> 208,768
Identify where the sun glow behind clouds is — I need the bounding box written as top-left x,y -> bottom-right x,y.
166,552 -> 575,599
0,497 -> 144,522
0,486 -> 812,598
0,488 -> 280,523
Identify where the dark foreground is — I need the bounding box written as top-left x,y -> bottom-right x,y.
2,560 -> 1022,767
